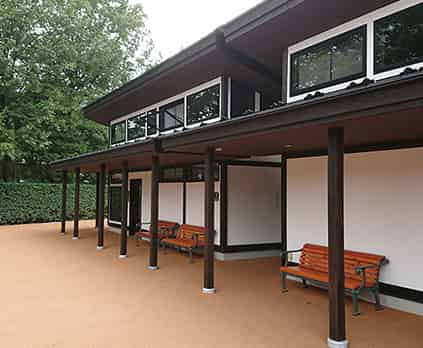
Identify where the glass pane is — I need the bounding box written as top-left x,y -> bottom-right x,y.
127,114 -> 146,141
110,187 -> 122,222
331,31 -> 365,80
291,27 -> 366,96
110,122 -> 126,145
295,46 -> 331,91
186,85 -> 220,124
159,99 -> 184,131
146,110 -> 157,136
374,3 -> 423,73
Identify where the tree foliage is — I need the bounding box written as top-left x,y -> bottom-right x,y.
0,0 -> 157,182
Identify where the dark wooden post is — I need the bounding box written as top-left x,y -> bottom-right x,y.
120,160 -> 129,258
97,164 -> 106,250
281,153 -> 287,266
203,147 -> 216,293
61,170 -> 68,235
95,172 -> 100,228
327,128 -> 348,348
149,155 -> 160,270
73,168 -> 81,240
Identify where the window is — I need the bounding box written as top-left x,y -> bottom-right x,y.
109,187 -> 122,222
374,3 -> 423,74
127,114 -> 146,141
146,110 -> 158,136
290,26 -> 366,96
110,121 -> 126,145
159,99 -> 184,131
186,85 -> 220,124
160,167 -> 185,182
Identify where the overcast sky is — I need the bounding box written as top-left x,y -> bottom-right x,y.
133,0 -> 263,59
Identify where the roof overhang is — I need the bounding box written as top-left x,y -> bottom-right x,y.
51,72 -> 423,173
83,0 -> 396,125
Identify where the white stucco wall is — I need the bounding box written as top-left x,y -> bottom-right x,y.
227,165 -> 282,245
186,182 -> 221,245
287,148 -> 423,291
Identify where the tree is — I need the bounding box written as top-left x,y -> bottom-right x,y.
0,0 -> 158,182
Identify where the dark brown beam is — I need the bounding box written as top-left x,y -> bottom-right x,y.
221,75 -> 229,119
73,168 -> 80,240
203,147 -> 216,293
61,170 -> 68,235
97,164 -> 106,250
219,163 -> 228,250
149,155 -> 160,270
327,128 -> 347,347
281,48 -> 289,104
95,172 -> 100,228
120,160 -> 129,258
280,153 -> 287,266
216,30 -> 281,87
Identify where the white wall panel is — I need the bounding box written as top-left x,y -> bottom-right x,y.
287,148 -> 423,291
227,166 -> 282,245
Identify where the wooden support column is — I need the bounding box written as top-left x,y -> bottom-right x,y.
327,128 -> 348,348
61,170 -> 68,234
97,164 -> 106,250
281,154 -> 287,266
149,155 -> 160,270
73,168 -> 80,240
120,160 -> 129,258
95,172 -> 100,228
203,147 -> 216,293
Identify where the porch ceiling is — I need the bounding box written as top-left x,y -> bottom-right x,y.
51,72 -> 423,173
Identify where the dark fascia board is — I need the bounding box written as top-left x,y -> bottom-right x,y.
161,72 -> 423,150
82,0 -> 303,121
49,138 -> 155,170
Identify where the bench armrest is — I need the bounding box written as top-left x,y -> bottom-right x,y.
192,234 -> 199,248
280,248 -> 303,267
355,264 -> 378,288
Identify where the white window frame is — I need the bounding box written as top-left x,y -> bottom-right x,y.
110,77 -> 223,144
287,0 -> 423,103
110,120 -> 127,147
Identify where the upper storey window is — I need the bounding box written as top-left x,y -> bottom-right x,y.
127,114 -> 146,141
159,99 -> 184,132
110,121 -> 126,145
290,26 -> 366,97
374,2 -> 423,74
186,85 -> 220,125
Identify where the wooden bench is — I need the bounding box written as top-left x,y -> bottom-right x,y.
135,220 -> 179,246
280,243 -> 389,316
161,224 -> 206,263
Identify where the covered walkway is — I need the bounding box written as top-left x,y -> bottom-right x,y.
0,221 -> 421,348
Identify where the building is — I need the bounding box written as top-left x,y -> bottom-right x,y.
51,1 -> 423,347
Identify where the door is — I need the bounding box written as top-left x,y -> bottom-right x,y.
129,179 -> 142,236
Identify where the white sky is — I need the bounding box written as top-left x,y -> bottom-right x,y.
132,0 -> 263,59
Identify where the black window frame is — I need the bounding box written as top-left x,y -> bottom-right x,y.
186,84 -> 221,125
146,109 -> 158,136
374,3 -> 423,74
110,121 -> 126,145
109,186 -> 122,222
127,113 -> 147,141
290,26 -> 367,97
159,99 -> 185,132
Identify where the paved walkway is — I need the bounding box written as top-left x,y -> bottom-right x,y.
0,220 -> 422,348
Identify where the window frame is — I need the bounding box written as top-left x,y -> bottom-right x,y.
158,98 -> 185,132
186,84 -> 221,126
373,2 -> 423,75
127,113 -> 147,142
110,121 -> 127,146
290,26 -> 367,97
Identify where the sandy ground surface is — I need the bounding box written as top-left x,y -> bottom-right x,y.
0,220 -> 422,348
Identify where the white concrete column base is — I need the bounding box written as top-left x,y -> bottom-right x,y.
60,233 -> 65,236
119,254 -> 128,259
148,266 -> 159,271
96,246 -> 104,250
72,236 -> 79,240
328,338 -> 349,348
202,288 -> 216,294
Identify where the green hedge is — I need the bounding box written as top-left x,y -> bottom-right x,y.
0,183 -> 97,225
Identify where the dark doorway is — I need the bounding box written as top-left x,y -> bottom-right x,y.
129,179 -> 142,236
